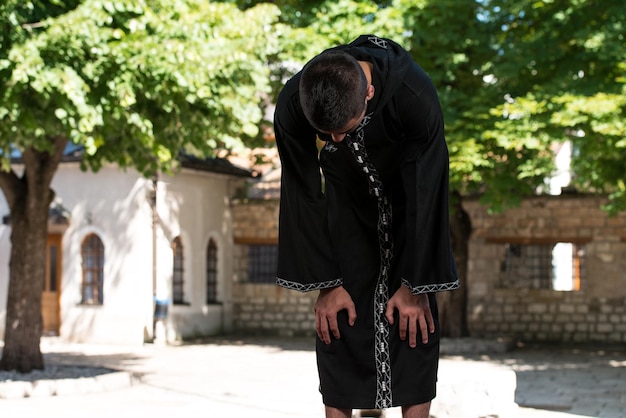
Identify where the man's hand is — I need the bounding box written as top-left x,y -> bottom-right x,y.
385,286 -> 434,347
314,286 -> 357,344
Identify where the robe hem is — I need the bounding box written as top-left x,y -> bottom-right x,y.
276,277 -> 343,292
321,392 -> 436,410
401,278 -> 460,295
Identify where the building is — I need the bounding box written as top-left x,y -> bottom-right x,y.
231,169 -> 626,344
3,144 -> 624,345
0,146 -> 251,345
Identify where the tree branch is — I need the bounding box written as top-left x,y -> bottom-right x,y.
0,170 -> 22,209
21,136 -> 68,207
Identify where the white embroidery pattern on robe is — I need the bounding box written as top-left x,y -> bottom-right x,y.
324,142 -> 338,153
276,277 -> 343,292
368,36 -> 389,49
345,113 -> 393,409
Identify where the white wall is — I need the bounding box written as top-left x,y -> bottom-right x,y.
0,223 -> 10,338
52,163 -> 154,345
0,162 -> 242,346
157,169 -> 239,342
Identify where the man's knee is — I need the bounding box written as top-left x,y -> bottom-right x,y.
353,409 -> 385,417
325,406 -> 352,418
401,402 -> 431,418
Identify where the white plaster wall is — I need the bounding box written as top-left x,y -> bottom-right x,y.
52,163 -> 154,346
0,161 -> 241,346
0,222 -> 10,339
157,169 -> 239,342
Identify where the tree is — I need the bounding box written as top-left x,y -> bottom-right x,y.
484,0 -> 626,214
227,0 -> 478,336
0,0 -> 282,372
232,0 -> 626,338
254,0 -> 546,336
399,0 -> 626,334
427,0 -> 625,335
224,0 -> 543,337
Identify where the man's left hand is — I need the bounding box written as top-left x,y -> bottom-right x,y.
385,286 -> 434,347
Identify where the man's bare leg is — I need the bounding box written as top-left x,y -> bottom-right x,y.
325,406 -> 351,418
402,402 -> 431,418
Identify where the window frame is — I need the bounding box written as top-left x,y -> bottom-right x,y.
206,238 -> 219,304
80,233 -> 105,305
172,236 -> 186,305
487,236 -> 590,291
246,243 -> 278,284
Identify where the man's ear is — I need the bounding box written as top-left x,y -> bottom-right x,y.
366,84 -> 375,101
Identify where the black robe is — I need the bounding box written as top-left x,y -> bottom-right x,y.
274,35 -> 460,409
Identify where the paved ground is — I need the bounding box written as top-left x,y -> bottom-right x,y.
1,336 -> 625,418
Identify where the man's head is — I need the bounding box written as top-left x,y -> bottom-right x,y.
299,50 -> 369,135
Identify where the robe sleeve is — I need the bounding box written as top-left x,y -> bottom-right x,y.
273,83 -> 342,292
397,75 -> 460,295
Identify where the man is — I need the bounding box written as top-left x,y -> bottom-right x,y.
274,35 -> 460,418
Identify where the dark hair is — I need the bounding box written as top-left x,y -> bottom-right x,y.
299,50 -> 368,132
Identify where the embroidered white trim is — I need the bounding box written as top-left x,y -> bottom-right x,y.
401,278 -> 461,295
324,143 -> 338,153
368,36 -> 388,49
276,277 -> 343,292
345,119 -> 393,409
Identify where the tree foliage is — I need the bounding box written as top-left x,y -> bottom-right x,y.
484,0 -> 626,213
0,0 -> 283,372
0,0 -> 282,176
1,0 -> 624,366
231,0 -> 626,214
226,0 -> 625,339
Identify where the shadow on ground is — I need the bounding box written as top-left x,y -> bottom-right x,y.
444,342 -> 626,417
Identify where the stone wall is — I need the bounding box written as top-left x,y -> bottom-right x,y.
232,195 -> 626,343
465,194 -> 626,343
231,282 -> 317,337
232,200 -> 316,337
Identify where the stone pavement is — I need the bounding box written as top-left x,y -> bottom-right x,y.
0,336 -> 625,418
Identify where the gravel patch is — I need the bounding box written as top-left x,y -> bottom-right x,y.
0,365 -> 115,382
0,365 -> 134,399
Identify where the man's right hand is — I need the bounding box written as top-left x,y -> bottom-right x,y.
314,286 -> 357,344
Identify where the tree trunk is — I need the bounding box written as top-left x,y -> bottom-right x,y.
0,194 -> 48,371
0,137 -> 67,373
438,192 -> 472,338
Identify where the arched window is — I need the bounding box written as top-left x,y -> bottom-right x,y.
172,236 -> 185,304
206,239 -> 218,304
81,233 -> 104,304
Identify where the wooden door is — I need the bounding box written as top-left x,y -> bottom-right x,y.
42,234 -> 62,335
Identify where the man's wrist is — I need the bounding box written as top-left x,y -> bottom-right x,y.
319,285 -> 340,296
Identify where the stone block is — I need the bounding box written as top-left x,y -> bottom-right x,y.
528,303 -> 547,313
577,323 -> 589,332
528,323 -> 540,332
53,378 -> 80,396
28,379 -> 56,397
0,381 -> 30,399
575,305 -> 589,314
596,324 -> 614,333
